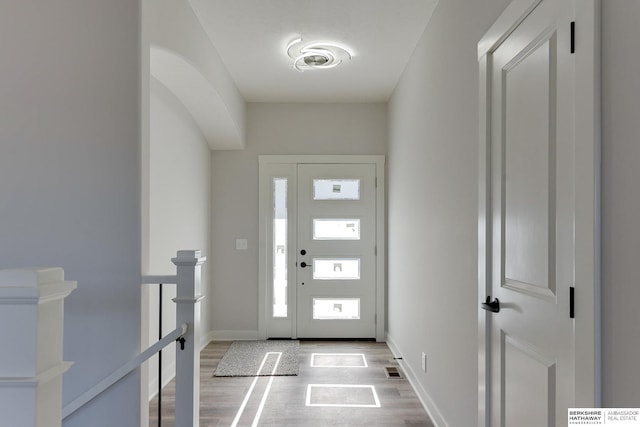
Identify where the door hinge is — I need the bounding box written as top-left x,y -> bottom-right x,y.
569,286 -> 575,318
375,177 -> 378,188
374,245 -> 377,256
570,21 -> 575,54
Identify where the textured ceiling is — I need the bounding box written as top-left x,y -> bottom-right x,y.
188,0 -> 438,103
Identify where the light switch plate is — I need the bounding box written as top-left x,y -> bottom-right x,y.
235,239 -> 248,250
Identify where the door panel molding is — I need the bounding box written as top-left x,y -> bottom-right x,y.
502,333 -> 557,427
259,155 -> 386,341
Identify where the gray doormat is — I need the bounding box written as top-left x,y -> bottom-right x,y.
213,340 -> 299,377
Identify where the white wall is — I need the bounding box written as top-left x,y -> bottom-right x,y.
144,78 -> 212,399
145,0 -> 246,150
386,0 -> 509,425
210,103 -> 387,337
388,0 -> 640,424
601,0 -> 640,407
0,2 -> 141,426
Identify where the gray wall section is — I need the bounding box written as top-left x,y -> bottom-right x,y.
386,0 -> 515,425
146,77 -> 212,397
601,0 -> 640,407
0,2 -> 141,426
388,0 -> 640,423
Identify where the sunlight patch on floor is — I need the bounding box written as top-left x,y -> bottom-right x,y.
231,351 -> 282,427
305,384 -> 381,408
310,353 -> 368,368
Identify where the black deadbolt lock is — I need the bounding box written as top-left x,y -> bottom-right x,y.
300,249 -> 306,255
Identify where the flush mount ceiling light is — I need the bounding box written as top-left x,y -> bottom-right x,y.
286,37 -> 353,72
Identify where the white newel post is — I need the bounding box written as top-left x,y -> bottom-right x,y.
0,268 -> 76,427
172,250 -> 206,427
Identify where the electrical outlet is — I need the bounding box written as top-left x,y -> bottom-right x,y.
421,352 -> 427,372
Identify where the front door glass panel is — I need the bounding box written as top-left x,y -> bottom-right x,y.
313,298 -> 360,319
312,258 -> 360,280
313,179 -> 360,200
313,219 -> 361,240
273,178 -> 288,318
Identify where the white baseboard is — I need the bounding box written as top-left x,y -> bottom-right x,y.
200,332 -> 212,351
207,330 -> 260,342
386,333 -> 448,427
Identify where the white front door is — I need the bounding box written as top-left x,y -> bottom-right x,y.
477,0 -> 596,425
259,156 -> 385,341
296,163 -> 377,338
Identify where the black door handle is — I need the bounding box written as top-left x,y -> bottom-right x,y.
300,261 -> 308,268
481,296 -> 500,313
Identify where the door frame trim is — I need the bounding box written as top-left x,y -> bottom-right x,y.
258,155 -> 386,342
477,1 -> 601,425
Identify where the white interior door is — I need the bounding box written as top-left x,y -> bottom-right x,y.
296,163 -> 377,338
479,0 -> 581,425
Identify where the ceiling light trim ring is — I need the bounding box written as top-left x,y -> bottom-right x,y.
286,37 -> 353,72
303,42 -> 353,60
286,37 -> 303,58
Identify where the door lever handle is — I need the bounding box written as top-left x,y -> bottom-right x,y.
481,296 -> 500,313
300,261 -> 308,268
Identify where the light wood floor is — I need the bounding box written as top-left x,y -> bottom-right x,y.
150,341 -> 435,426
